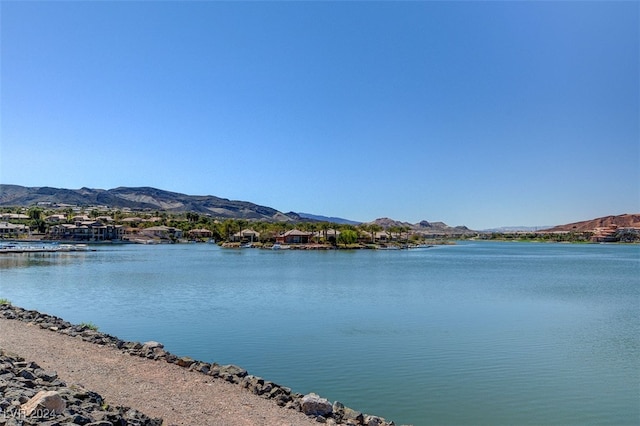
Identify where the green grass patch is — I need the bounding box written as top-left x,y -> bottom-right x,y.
0,298 -> 11,305
79,321 -> 99,331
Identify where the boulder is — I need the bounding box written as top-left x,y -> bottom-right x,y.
189,362 -> 211,374
175,356 -> 195,368
142,341 -> 164,350
333,401 -> 364,424
221,364 -> 248,377
301,393 -> 333,417
365,415 -> 385,426
21,390 -> 66,416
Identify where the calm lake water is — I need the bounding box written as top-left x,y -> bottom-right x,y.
1,242 -> 638,425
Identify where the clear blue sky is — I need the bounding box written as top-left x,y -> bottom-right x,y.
1,1 -> 638,229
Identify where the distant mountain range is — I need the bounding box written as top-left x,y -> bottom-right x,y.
367,217 -> 473,234
540,214 -> 640,232
0,185 -> 288,221
296,212 -> 361,225
0,185 -> 470,233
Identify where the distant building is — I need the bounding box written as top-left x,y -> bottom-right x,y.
45,214 -> 67,223
231,229 -> 260,242
0,213 -> 29,220
48,222 -> 124,241
189,228 -> 213,239
141,226 -> 182,240
0,222 -> 29,237
276,229 -> 313,244
313,228 -> 340,242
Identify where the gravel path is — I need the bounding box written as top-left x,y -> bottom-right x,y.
0,318 -> 319,425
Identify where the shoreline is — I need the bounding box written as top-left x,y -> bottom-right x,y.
1,238 -> 451,250
0,302 -> 396,426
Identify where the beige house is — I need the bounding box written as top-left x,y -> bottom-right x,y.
0,222 -> 29,237
231,229 -> 261,242
313,228 -> 340,242
141,226 -> 183,240
0,213 -> 29,220
45,214 -> 68,223
189,228 -> 213,239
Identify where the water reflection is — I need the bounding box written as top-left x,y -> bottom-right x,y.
0,252 -> 89,269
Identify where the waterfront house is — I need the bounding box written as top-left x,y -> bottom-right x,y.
188,228 -> 213,239
90,224 -> 125,241
276,229 -> 313,244
141,225 -> 182,240
231,229 -> 261,242
0,222 -> 29,237
48,222 -> 124,241
313,228 -> 340,243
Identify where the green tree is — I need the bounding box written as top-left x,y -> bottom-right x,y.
221,219 -> 237,241
186,212 -> 200,223
27,207 -> 43,221
64,208 -> 74,222
337,229 -> 358,245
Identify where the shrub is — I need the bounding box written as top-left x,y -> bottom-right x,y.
80,321 -> 99,331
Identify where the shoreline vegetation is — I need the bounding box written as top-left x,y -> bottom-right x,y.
0,301 -> 396,426
1,205 -> 639,245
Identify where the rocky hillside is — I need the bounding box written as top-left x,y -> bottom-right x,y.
541,214 -> 640,232
0,185 -> 287,221
368,217 -> 474,235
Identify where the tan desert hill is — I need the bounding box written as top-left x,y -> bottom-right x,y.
541,214 -> 640,232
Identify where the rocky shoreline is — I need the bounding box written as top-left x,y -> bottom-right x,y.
1,348 -> 162,425
0,303 -> 395,426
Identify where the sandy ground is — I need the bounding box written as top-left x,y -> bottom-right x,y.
0,318 -> 319,426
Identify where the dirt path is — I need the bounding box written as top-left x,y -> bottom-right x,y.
0,318 -> 318,426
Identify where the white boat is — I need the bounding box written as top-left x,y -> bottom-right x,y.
271,243 -> 290,250
59,244 -> 89,251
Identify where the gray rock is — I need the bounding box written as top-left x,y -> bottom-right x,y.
221,364 -> 248,377
19,369 -> 37,380
301,393 -> 333,417
365,415 -> 385,426
175,356 -> 195,368
142,341 -> 164,349
0,350 -> 162,426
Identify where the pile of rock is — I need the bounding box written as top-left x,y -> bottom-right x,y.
0,304 -> 395,425
0,349 -> 162,425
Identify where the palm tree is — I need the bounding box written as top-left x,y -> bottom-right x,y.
369,224 -> 382,243
358,223 -> 371,242
319,222 -> 331,242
